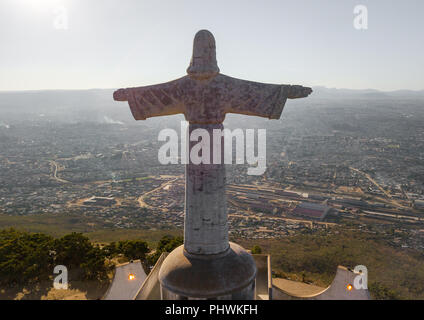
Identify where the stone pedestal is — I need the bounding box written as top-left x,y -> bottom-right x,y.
159,243 -> 256,299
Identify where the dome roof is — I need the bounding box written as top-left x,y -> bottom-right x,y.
159,242 -> 257,298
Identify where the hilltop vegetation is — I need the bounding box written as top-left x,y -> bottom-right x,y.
2,226 -> 423,300
0,228 -> 183,299
0,229 -> 112,288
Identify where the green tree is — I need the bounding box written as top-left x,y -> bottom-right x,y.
102,242 -> 118,258
54,233 -> 93,267
117,240 -> 150,261
0,229 -> 112,286
80,246 -> 110,280
251,245 -> 262,254
147,235 -> 183,266
54,233 -> 108,280
0,228 -> 54,286
157,235 -> 184,253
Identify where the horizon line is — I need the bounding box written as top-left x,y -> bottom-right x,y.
0,86 -> 423,94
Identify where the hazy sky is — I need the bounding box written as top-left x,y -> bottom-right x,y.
0,0 -> 423,91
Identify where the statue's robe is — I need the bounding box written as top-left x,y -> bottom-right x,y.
113,74 -> 312,124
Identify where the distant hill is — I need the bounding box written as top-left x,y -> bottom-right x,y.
0,87 -> 423,124
311,86 -> 424,99
0,89 -> 125,123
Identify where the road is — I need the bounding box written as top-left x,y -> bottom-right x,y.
49,160 -> 70,184
349,167 -> 407,209
103,260 -> 147,300
137,176 -> 181,208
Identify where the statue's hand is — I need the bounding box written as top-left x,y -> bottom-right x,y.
113,88 -> 128,101
287,85 -> 313,99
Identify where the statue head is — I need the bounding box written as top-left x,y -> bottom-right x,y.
187,30 -> 220,80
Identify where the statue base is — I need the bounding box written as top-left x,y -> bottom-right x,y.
158,242 -> 257,300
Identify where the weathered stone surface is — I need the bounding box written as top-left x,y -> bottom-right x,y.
158,243 -> 256,299
113,74 -> 312,124
185,123 -> 228,255
187,29 -> 220,80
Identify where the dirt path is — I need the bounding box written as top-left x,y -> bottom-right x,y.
137,176 -> 180,209
49,160 -> 71,184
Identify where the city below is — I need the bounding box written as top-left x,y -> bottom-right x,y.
0,88 -> 423,251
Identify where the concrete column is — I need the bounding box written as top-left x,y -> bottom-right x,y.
184,123 -> 229,255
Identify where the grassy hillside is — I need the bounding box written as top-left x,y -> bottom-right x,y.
0,214 -> 182,247
236,229 -> 424,300
87,229 -> 182,247
0,214 -> 104,237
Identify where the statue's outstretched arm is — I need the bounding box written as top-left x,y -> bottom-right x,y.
219,75 -> 312,120
113,77 -> 186,120
286,85 -> 313,99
